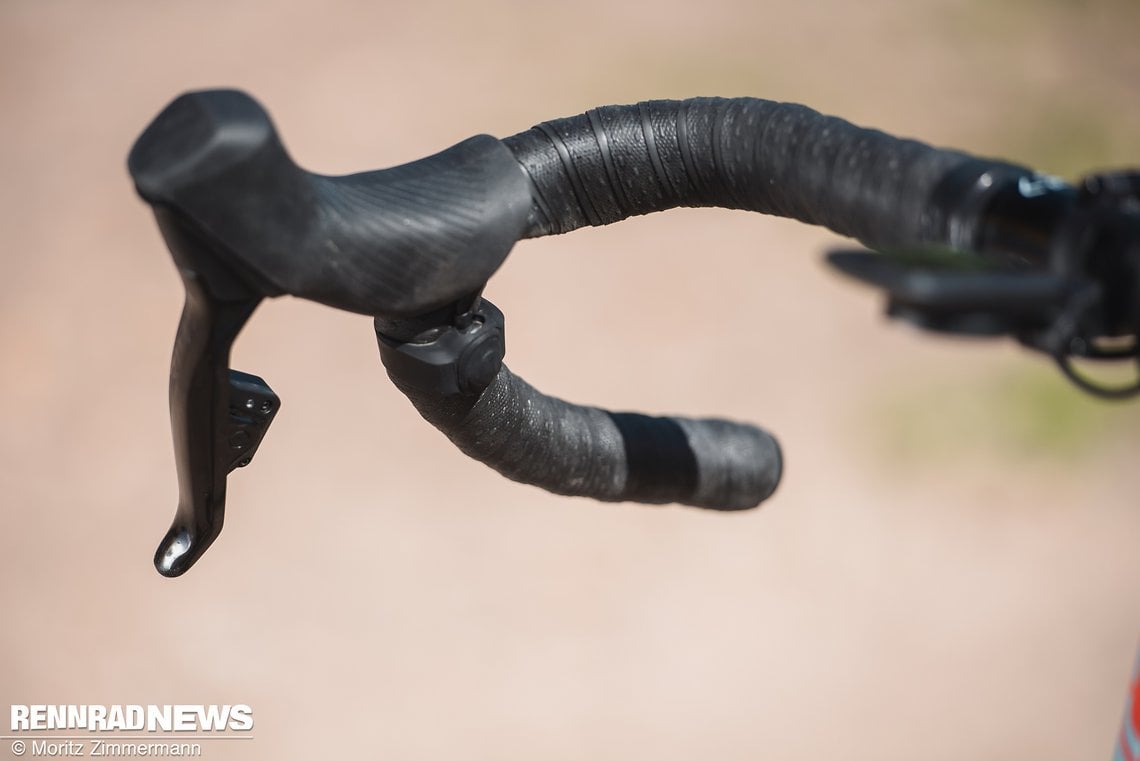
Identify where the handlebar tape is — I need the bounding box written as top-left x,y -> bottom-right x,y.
502,98 -> 1030,248
386,361 -> 782,510
383,99 -> 1029,510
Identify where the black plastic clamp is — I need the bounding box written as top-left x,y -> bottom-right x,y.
375,298 -> 506,397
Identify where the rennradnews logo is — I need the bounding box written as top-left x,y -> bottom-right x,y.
10,705 -> 254,733
6,705 -> 253,757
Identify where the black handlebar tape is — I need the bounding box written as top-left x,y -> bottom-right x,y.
386,363 -> 782,510
503,98 -> 1032,248
128,90 -> 533,317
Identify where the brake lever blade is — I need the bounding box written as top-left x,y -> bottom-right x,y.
149,209 -> 278,577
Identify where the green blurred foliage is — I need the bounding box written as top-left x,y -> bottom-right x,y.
863,359 -> 1140,469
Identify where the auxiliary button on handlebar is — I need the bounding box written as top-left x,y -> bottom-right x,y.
376,299 -> 507,398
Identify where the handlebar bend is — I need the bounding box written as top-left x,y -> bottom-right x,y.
129,89 -> 1103,576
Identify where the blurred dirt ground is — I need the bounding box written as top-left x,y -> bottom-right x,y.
1,1 -> 1139,759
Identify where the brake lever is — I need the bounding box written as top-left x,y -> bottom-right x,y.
128,94 -> 285,576
146,209 -> 281,577
128,90 -> 531,576
826,247 -> 1074,336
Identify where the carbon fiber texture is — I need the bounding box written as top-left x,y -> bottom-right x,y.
129,90 -> 534,317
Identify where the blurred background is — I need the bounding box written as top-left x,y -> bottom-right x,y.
2,0 -> 1139,759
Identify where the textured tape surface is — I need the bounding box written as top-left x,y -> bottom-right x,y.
503,98 -> 1026,247
384,98 -> 1018,509
386,364 -> 781,510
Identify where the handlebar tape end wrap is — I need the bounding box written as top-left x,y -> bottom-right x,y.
386,364 -> 781,510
